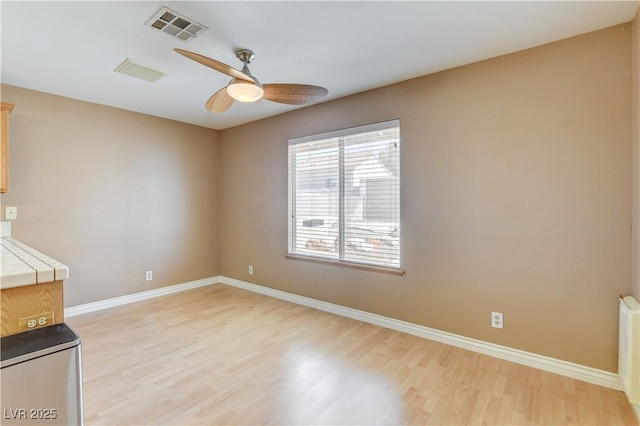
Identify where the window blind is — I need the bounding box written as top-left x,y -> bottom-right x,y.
288,120 -> 400,268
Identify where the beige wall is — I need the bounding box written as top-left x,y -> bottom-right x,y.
632,8 -> 640,302
0,85 -> 220,307
219,25 -> 632,372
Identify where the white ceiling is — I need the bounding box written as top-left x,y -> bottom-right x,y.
1,1 -> 638,130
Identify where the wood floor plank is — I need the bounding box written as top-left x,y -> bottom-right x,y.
66,284 -> 639,425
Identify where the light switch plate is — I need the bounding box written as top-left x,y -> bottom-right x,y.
5,206 -> 17,220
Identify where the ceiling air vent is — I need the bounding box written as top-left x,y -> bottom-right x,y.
145,6 -> 207,43
114,59 -> 166,83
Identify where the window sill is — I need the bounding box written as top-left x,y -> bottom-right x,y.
285,254 -> 405,276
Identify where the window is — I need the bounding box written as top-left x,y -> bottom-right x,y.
288,120 -> 400,269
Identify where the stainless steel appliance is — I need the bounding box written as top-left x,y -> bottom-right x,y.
1,324 -> 83,425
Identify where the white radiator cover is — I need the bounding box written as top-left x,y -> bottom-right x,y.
619,296 -> 640,405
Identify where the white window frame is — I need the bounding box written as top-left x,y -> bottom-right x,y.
288,119 -> 401,272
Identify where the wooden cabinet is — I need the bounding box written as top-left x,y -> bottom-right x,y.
0,238 -> 69,337
0,281 -> 65,337
1,102 -> 15,193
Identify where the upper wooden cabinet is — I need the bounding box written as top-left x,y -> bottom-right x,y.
1,102 -> 15,193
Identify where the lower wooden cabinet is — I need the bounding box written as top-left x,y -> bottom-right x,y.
0,281 -> 64,337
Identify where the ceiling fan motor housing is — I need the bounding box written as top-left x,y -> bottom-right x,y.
227,51 -> 263,102
235,49 -> 256,64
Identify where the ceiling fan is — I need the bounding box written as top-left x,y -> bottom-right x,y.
174,48 -> 329,113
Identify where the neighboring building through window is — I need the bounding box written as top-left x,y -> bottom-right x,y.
288,119 -> 400,269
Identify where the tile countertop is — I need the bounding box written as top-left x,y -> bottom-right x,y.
0,238 -> 69,289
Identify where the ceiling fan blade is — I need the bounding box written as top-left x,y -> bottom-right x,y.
174,48 -> 254,83
262,84 -> 328,105
205,87 -> 235,113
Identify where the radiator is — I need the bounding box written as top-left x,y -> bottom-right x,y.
619,296 -> 640,405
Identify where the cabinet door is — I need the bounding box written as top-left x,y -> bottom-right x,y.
1,102 -> 15,193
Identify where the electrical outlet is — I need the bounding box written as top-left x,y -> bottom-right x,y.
491,311 -> 504,329
145,270 -> 153,281
248,265 -> 253,275
19,312 -> 54,332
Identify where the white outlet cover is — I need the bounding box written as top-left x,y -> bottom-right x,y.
491,311 -> 504,329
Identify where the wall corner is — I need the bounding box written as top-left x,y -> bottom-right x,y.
631,7 -> 640,301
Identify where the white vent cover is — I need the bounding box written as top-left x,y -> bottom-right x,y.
145,6 -> 207,43
114,59 -> 166,83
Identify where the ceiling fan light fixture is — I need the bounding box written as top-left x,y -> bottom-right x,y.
226,80 -> 264,103
175,47 -> 328,112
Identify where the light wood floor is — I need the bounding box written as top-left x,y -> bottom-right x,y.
66,284 -> 639,425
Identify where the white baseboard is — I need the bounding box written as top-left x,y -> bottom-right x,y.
64,276 -> 221,317
65,274 -> 623,392
219,276 -> 624,392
